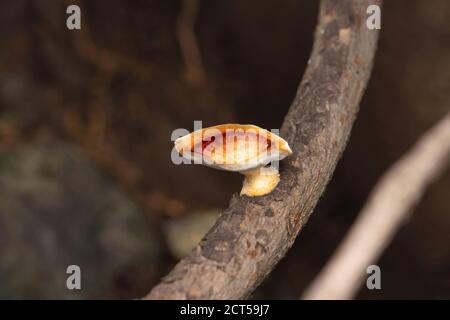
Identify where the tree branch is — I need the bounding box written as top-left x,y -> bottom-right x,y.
302,111 -> 450,300
145,0 -> 381,299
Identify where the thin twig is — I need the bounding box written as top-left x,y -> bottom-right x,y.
176,0 -> 206,86
302,112 -> 450,300
145,0 -> 380,299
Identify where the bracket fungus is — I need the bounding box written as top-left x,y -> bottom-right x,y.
174,124 -> 293,196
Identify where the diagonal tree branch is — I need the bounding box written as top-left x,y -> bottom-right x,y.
302,111 -> 450,300
145,0 -> 381,299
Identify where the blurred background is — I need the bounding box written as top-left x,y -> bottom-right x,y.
0,0 -> 449,299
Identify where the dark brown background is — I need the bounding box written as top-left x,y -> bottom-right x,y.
0,0 -> 449,299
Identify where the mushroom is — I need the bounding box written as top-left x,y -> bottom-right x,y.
174,124 -> 293,196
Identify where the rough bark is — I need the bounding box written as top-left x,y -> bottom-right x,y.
145,0 -> 381,299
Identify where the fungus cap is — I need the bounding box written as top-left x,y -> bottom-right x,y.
174,124 -> 293,196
